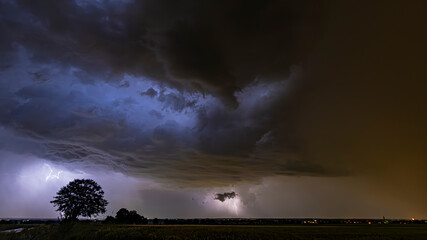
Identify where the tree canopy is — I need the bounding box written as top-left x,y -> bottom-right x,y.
51,179 -> 108,220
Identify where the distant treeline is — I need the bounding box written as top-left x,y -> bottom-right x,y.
1,218 -> 426,225
147,218 -> 427,225
104,208 -> 148,224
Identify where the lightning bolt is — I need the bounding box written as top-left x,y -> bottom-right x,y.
44,164 -> 62,181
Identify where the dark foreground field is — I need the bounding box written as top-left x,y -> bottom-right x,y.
1,224 -> 426,240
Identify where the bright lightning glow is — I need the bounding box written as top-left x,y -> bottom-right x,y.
15,160 -> 88,196
44,164 -> 62,181
221,197 -> 241,215
204,192 -> 243,216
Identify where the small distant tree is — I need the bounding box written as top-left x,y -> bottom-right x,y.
115,208 -> 147,224
51,179 -> 108,221
115,208 -> 130,223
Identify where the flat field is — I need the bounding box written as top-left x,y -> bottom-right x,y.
1,224 -> 426,240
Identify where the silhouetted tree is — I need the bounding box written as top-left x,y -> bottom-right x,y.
115,208 -> 130,223
115,208 -> 147,224
129,210 -> 147,224
51,179 -> 108,221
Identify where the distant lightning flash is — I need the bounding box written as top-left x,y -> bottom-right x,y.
206,191 -> 242,215
44,164 -> 62,181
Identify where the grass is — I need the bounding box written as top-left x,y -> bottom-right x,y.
0,223 -> 426,240
0,225 -> 36,232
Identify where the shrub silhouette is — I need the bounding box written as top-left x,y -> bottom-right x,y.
51,179 -> 108,221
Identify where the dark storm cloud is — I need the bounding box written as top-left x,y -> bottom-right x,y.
2,0 -> 323,106
0,0 -> 348,187
0,0 -> 426,195
214,192 -> 236,202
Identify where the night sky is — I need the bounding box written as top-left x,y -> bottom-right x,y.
0,0 -> 426,219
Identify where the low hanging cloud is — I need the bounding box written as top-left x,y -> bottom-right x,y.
214,192 -> 237,202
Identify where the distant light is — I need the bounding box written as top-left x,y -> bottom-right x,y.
411,218 -> 415,221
